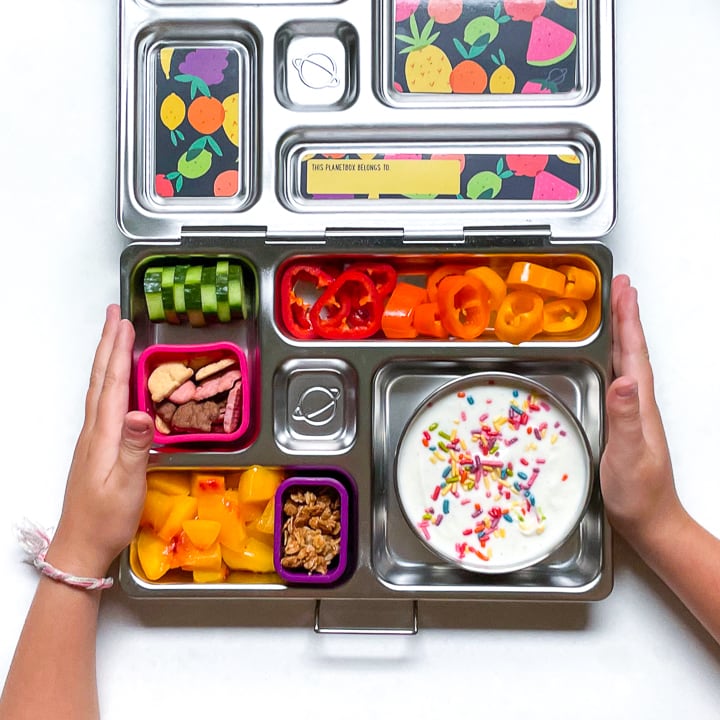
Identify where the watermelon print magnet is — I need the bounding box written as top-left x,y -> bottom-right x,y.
393,0 -> 579,95
154,45 -> 242,199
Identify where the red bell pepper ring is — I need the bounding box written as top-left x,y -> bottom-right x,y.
280,263 -> 338,339
310,269 -> 383,339
346,261 -> 398,299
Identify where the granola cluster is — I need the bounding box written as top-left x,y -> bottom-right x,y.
280,489 -> 341,575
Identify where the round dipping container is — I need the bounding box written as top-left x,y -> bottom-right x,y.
395,372 -> 592,574
136,341 -> 250,445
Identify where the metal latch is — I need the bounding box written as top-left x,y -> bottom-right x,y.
180,225 -> 268,243
463,225 -> 552,248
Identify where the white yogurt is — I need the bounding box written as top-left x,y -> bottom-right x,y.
396,374 -> 591,573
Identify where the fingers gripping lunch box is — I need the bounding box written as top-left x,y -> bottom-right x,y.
117,0 -> 616,632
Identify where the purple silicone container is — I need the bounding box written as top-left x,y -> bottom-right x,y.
274,477 -> 349,585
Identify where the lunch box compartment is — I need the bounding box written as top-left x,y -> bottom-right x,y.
372,358 -> 604,591
275,19 -> 359,111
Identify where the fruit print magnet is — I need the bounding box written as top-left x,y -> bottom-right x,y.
298,149 -> 583,202
154,45 -> 242,199
393,0 -> 580,96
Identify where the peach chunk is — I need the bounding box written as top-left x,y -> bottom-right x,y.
140,490 -> 175,533
254,498 -> 275,535
136,527 -> 172,581
181,519 -> 221,550
221,536 -> 275,573
229,465 -> 283,504
190,472 -> 226,497
193,565 -> 229,584
146,471 -> 191,496
197,493 -> 247,552
157,495 -> 198,542
173,533 -> 223,571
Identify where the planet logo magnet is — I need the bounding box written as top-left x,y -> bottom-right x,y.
291,385 -> 342,427
292,52 -> 340,90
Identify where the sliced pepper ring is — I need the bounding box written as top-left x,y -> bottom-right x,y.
381,282 -> 428,339
280,263 -> 338,339
436,274 -> 491,340
542,298 -> 588,334
347,261 -> 398,299
493,290 -> 544,345
309,269 -> 382,339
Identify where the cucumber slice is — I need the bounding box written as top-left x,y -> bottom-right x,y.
161,266 -> 180,324
173,264 -> 190,315
215,259 -> 231,323
200,265 -> 218,316
183,265 -> 206,327
228,263 -> 249,319
143,267 -> 165,322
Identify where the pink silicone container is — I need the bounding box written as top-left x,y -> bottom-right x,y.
136,341 -> 250,445
274,477 -> 349,585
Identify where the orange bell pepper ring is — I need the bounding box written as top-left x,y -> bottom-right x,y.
465,266 -> 507,310
436,274 -> 491,339
426,264 -> 472,302
381,282 -> 428,338
493,290 -> 544,344
557,265 -> 596,301
412,302 -> 449,338
505,261 -> 566,298
542,298 -> 588,334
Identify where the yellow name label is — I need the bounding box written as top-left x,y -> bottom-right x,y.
306,158 -> 461,197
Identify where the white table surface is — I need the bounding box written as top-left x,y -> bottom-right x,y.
2,1 -> 720,717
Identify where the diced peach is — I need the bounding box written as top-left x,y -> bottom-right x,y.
146,471 -> 191,496
190,472 -> 226,497
197,493 -> 247,552
228,465 -> 283,504
136,527 -> 173,581
254,498 -> 275,535
242,503 -> 263,526
140,490 -> 175,533
221,536 -> 275,573
181,519 -> 221,550
173,533 -> 223,571
193,564 -> 229,584
158,495 -> 199,542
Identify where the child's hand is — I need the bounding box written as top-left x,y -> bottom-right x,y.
45,305 -> 153,579
600,275 -> 684,548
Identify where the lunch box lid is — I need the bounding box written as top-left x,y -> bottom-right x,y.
116,0 -> 615,244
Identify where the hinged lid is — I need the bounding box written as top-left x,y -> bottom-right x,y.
117,0 -> 615,242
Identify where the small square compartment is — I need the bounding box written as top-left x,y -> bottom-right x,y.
136,341 -> 250,446
275,20 -> 358,111
273,358 -> 357,454
274,477 -> 349,584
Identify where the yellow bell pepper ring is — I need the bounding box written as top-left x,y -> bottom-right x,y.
557,264 -> 597,301
542,298 -> 588,334
493,290 -> 544,344
505,261 -> 566,298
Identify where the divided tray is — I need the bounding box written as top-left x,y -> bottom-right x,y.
116,0 -> 616,627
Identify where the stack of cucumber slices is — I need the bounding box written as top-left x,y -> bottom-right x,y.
144,260 -> 250,327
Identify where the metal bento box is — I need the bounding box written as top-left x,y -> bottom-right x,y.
116,0 -> 616,629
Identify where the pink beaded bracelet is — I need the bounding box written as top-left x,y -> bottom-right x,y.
15,519 -> 113,591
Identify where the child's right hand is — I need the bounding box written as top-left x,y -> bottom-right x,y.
45,305 -> 154,581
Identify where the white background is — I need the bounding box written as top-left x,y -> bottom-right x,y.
2,1 -> 720,718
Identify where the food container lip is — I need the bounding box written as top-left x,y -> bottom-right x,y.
394,370 -> 594,575
273,476 -> 349,585
136,340 -> 250,445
